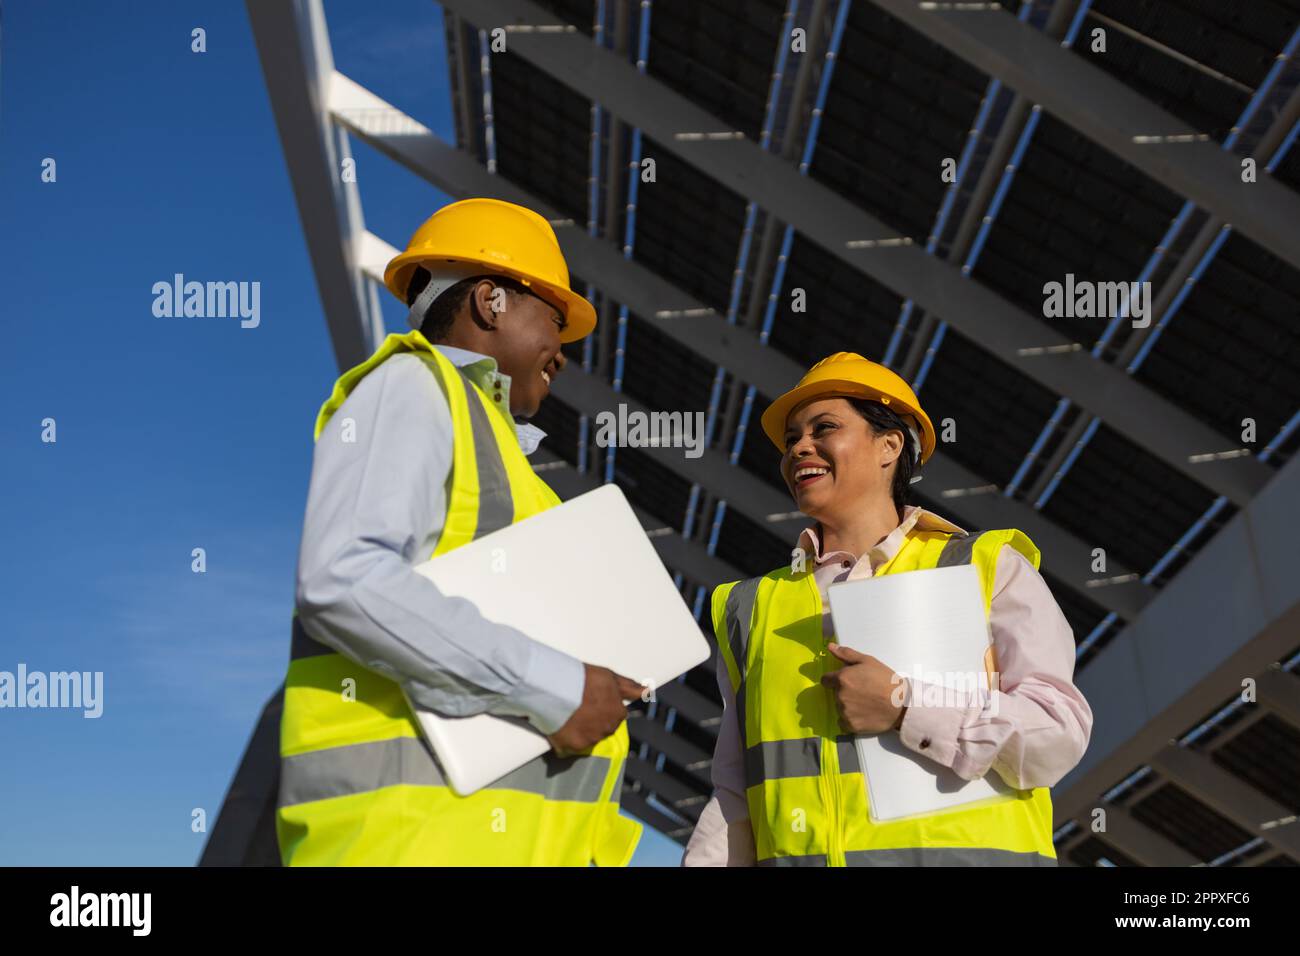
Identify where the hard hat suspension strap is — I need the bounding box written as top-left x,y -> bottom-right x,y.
405,262 -> 492,330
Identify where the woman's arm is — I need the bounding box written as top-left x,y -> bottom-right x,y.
896,546 -> 1094,789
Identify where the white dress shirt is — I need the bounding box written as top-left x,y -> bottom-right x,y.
294,344 -> 585,736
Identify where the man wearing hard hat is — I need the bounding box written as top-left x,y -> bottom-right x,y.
277,198 -> 644,866
683,352 -> 1092,865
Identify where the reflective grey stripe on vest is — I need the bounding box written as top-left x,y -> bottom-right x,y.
723,577 -> 763,749
745,737 -> 821,787
757,854 -> 828,867
456,370 -> 515,539
936,531 -> 981,568
744,735 -> 863,788
723,576 -> 762,681
279,735 -> 611,808
835,735 -> 862,774
759,847 -> 1057,866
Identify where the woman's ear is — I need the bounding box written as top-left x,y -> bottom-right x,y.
879,428 -> 904,465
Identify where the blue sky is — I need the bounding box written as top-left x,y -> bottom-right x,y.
0,0 -> 682,867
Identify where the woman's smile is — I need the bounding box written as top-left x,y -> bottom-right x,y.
793,461 -> 832,490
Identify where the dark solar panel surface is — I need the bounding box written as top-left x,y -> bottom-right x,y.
1132,232 -> 1300,454
1065,835 -> 1140,867
443,0 -> 1300,857
809,0 -> 989,240
1071,0 -> 1300,143
971,114 -> 1186,318
767,234 -> 907,365
1038,421 -> 1219,575
646,0 -> 787,141
1131,781 -> 1255,862
1212,713 -> 1300,814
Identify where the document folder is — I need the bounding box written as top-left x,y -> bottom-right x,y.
827,563 -> 1018,823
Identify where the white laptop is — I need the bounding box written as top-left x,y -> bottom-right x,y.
408,483 -> 710,795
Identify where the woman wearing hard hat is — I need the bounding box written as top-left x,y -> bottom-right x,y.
682,352 -> 1093,866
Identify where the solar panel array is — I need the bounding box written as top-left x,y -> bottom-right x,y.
438,0 -> 1300,862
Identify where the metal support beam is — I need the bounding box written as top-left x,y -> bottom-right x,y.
595,0 -> 633,381
338,74 -> 1154,620
1100,804 -> 1200,867
245,0 -> 383,373
437,0 -> 1273,506
624,755 -> 710,815
722,0 -> 831,453
1256,666 -> 1300,730
444,14 -> 478,154
626,712 -> 713,783
869,0 -> 1300,275
619,786 -> 694,842
1053,448 -> 1300,828
1150,744 -> 1300,860
1197,704 -> 1270,755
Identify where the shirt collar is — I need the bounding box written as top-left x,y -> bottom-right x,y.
431,344 -> 548,457
796,504 -> 967,567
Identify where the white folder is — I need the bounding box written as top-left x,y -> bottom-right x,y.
827,564 -> 1017,823
407,483 -> 710,796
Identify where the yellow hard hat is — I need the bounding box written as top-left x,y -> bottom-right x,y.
383,197 -> 597,343
760,352 -> 937,464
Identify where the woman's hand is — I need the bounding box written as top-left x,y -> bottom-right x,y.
821,643 -> 907,734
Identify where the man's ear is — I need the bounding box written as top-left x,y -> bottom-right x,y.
467,279 -> 499,331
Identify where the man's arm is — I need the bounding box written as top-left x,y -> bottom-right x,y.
681,651 -> 756,866
294,353 -> 584,735
896,547 -> 1094,789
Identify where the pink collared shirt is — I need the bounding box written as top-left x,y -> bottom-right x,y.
681,504 -> 1093,866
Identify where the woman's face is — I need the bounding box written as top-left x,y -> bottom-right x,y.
780,397 -> 904,518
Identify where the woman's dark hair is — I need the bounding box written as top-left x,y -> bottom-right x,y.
845,396 -> 917,513
405,265 -> 530,342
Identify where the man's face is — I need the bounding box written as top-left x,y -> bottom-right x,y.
471,280 -> 568,418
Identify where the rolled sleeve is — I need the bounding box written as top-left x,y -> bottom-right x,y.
896,675 -> 976,770
295,352 -> 584,735
895,547 -> 1093,789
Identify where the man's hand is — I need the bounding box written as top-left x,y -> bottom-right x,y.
546,664 -> 646,757
820,643 -> 906,735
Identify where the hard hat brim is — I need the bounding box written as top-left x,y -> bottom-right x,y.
384,252 -> 597,344
761,377 -> 937,463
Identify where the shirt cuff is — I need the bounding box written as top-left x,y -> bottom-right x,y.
896,677 -> 970,771
503,640 -> 586,736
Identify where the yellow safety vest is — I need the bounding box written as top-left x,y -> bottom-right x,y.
711,525 -> 1057,866
277,331 -> 640,866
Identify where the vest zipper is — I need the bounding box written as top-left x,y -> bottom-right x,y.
823,723 -> 846,867
811,573 -> 847,867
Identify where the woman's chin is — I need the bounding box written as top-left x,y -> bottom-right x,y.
794,484 -> 833,511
